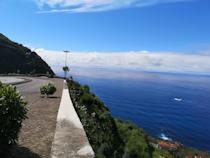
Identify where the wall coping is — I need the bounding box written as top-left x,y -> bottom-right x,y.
51,80 -> 95,158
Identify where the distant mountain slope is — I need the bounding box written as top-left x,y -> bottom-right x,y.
0,33 -> 54,75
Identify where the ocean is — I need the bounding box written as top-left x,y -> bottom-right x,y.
71,70 -> 210,151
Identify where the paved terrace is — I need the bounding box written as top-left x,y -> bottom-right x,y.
0,76 -> 25,84
0,76 -> 94,158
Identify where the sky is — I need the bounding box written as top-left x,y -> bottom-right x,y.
1,0 -> 210,75
1,0 -> 210,52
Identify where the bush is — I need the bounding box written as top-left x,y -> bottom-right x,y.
115,119 -> 151,158
46,71 -> 54,78
0,82 -> 27,155
80,93 -> 95,105
82,85 -> 90,93
152,149 -> 172,158
40,83 -> 57,97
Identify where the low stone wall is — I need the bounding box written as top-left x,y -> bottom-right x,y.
51,80 -> 95,158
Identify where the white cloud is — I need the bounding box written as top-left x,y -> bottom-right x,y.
34,0 -> 193,13
36,49 -> 210,76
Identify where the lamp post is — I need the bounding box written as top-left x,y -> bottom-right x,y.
63,50 -> 69,79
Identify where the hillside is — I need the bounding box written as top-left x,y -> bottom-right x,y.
0,33 -> 54,75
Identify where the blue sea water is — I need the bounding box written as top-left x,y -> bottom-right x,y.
72,71 -> 210,151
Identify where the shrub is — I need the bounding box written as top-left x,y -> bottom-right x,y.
152,149 -> 172,158
40,83 -> 57,97
46,71 -> 54,78
80,93 -> 94,105
0,82 -> 27,155
82,85 -> 90,93
115,119 -> 151,158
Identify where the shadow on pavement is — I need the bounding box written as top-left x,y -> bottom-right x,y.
9,145 -> 42,158
48,96 -> 60,99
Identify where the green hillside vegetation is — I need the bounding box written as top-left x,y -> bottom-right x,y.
115,119 -> 151,158
67,80 -> 123,157
0,33 -> 54,75
67,79 -> 210,158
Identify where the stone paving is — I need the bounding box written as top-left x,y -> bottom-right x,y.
0,76 -> 25,84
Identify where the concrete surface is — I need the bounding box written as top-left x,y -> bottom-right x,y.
16,77 -> 49,94
0,76 -> 25,84
11,77 -> 64,158
51,81 -> 95,158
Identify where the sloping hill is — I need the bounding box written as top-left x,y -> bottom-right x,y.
0,33 -> 54,75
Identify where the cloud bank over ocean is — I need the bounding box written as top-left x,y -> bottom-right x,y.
36,49 -> 210,77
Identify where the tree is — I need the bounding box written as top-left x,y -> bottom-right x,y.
63,66 -> 69,79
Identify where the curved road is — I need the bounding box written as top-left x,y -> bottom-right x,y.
0,76 -> 25,84
16,77 -> 50,94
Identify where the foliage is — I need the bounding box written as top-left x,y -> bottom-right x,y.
152,149 -> 172,158
67,79 -> 123,158
0,82 -> 27,155
115,119 -> 151,158
82,85 -> 90,93
46,71 -> 54,78
80,93 -> 95,106
63,66 -> 69,78
62,66 -> 69,72
40,83 -> 57,96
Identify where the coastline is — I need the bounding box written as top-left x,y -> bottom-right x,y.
67,78 -> 210,158
73,72 -> 210,152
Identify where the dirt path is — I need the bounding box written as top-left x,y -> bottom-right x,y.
11,77 -> 63,158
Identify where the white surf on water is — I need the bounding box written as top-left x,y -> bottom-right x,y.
159,133 -> 172,141
174,98 -> 182,102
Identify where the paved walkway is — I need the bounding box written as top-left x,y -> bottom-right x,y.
0,76 -> 25,84
11,77 -> 63,158
2,77 -> 94,158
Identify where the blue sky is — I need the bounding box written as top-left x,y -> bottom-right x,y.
1,0 -> 210,52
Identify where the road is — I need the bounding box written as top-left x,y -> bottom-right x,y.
16,77 -> 49,94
